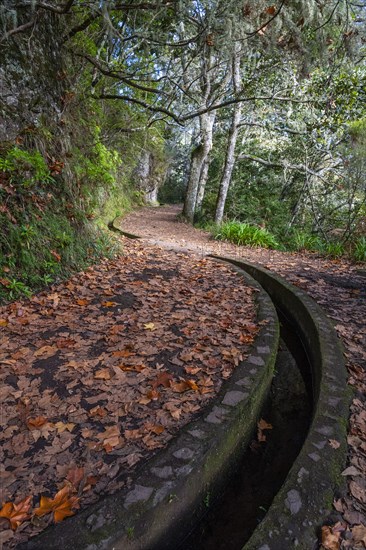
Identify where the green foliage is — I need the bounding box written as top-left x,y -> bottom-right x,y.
353,237 -> 366,263
0,147 -> 54,188
288,230 -> 322,252
212,221 -> 279,249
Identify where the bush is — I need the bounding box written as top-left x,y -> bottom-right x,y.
212,221 -> 279,249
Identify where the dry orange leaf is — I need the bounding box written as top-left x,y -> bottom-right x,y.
26,416 -> 48,430
34,345 -> 57,357
143,322 -> 156,330
152,372 -> 173,389
146,388 -> 161,400
34,486 -> 79,523
76,298 -> 88,306
54,421 -> 75,433
0,319 -> 8,327
117,363 -> 145,372
171,379 -> 199,393
112,349 -> 135,358
89,406 -> 107,418
101,301 -> 116,307
321,524 -> 343,550
94,368 -> 111,380
258,419 -> 273,430
144,423 -> 165,435
0,496 -> 32,530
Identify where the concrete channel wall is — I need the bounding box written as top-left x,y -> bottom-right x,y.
214,257 -> 351,550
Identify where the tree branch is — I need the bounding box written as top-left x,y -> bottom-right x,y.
16,0 -> 75,14
0,18 -> 36,42
98,94 -> 183,125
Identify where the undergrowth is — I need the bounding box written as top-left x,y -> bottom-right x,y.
212,221 -> 279,249
209,222 -> 365,262
0,144 -> 122,303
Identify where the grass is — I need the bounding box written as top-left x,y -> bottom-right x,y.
353,236 -> 366,262
212,221 -> 279,249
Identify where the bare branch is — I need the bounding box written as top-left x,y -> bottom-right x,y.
16,0 -> 75,14
98,93 -> 183,125
0,18 -> 36,42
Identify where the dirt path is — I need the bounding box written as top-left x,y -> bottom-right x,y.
120,204 -> 366,549
0,233 -> 260,548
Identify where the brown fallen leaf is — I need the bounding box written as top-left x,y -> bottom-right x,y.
171,379 -> 199,393
321,525 -> 341,550
143,322 -> 156,330
76,298 -> 89,306
34,486 -> 79,523
66,467 -> 85,490
94,368 -> 111,380
351,524 -> 366,546
329,439 -> 341,449
0,496 -> 32,530
26,416 -> 48,429
258,419 -> 273,430
144,423 -> 165,435
54,421 -> 76,433
152,372 -> 173,389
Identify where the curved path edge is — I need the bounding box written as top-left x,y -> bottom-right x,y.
212,255 -> 352,550
23,262 -> 279,550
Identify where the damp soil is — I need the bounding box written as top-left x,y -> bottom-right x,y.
182,322 -> 312,550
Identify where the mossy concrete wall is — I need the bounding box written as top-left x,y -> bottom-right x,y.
213,257 -> 351,550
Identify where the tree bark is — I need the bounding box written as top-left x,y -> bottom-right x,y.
215,46 -> 242,224
182,111 -> 215,222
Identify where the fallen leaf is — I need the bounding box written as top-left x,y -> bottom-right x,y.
34,345 -> 58,357
143,322 -> 156,330
27,416 -> 48,429
144,423 -> 165,435
89,406 -> 107,418
341,465 -> 362,476
54,421 -> 76,433
0,319 -> 8,327
329,439 -> 341,449
152,372 -> 173,389
76,298 -> 88,306
101,301 -> 116,307
258,419 -> 273,430
94,368 -> 111,380
0,496 -> 32,530
171,379 -> 199,393
321,525 -> 341,550
66,467 -> 85,490
34,486 -> 79,523
351,524 -> 366,545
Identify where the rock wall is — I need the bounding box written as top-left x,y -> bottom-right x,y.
133,149 -> 166,204
0,4 -> 66,142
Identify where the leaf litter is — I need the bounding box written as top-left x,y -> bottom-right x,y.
0,238 -> 260,548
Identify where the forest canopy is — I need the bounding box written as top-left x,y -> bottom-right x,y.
0,0 -> 365,299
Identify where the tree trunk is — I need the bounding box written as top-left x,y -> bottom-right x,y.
215,45 -> 242,224
214,102 -> 242,224
196,155 -> 211,212
183,112 -> 215,223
